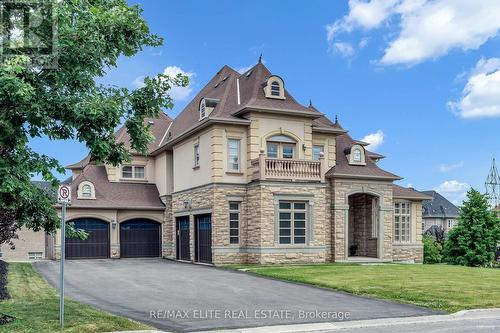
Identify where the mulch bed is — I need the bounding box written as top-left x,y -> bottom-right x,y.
0,260 -> 8,301
0,259 -> 14,325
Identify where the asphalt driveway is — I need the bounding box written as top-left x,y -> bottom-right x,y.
34,259 -> 439,332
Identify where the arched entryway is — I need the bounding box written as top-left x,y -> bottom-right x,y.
348,193 -> 380,259
66,218 -> 110,259
120,219 -> 161,258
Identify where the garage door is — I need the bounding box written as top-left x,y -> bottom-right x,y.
66,218 -> 110,259
120,219 -> 161,258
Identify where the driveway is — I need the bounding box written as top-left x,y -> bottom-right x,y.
34,259 -> 439,332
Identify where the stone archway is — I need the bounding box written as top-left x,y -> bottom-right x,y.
347,193 -> 380,258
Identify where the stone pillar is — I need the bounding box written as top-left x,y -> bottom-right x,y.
162,195 -> 175,259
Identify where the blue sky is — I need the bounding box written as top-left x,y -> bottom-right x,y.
30,0 -> 500,204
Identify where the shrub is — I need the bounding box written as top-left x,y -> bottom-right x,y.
444,189 -> 500,267
423,236 -> 443,264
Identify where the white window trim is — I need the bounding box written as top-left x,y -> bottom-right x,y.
121,165 -> 146,180
193,143 -> 200,168
266,141 -> 297,159
312,145 -> 324,161
276,200 -> 309,245
229,202 -> 240,245
394,201 -> 412,243
264,76 -> 285,100
348,144 -> 366,165
77,181 -> 95,199
227,138 -> 241,172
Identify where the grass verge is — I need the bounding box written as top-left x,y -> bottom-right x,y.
224,263 -> 500,313
0,263 -> 152,333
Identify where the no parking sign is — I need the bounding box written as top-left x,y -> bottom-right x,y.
57,184 -> 71,203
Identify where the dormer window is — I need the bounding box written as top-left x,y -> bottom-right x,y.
199,99 -> 206,119
82,184 -> 92,198
353,149 -> 362,162
348,144 -> 366,165
199,98 -> 219,120
264,76 -> 285,99
77,181 -> 95,199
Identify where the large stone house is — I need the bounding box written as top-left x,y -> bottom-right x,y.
48,61 -> 430,264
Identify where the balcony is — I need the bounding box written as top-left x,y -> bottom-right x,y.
251,150 -> 326,182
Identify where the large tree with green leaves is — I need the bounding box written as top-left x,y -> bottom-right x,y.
444,189 -> 500,267
0,0 -> 187,245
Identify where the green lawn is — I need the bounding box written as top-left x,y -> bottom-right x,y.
0,263 -> 151,333
226,263 -> 500,313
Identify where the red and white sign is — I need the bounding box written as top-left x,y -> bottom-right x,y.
58,185 -> 71,203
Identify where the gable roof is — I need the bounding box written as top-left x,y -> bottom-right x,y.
67,164 -> 164,210
393,184 -> 432,200
326,132 -> 401,180
421,190 -> 460,218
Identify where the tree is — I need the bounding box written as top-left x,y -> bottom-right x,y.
0,0 -> 187,245
444,189 -> 500,267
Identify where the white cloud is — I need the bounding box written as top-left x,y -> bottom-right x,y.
132,66 -> 195,102
448,57 -> 500,119
361,130 -> 384,151
333,42 -> 355,58
434,180 -> 469,205
162,66 -> 195,101
326,0 -> 500,66
439,161 -> 464,172
132,75 -> 146,89
237,65 -> 253,74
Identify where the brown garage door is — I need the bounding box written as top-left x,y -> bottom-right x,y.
66,218 -> 110,259
120,219 -> 161,258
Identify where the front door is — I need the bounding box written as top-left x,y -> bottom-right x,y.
195,214 -> 212,264
176,217 -> 190,261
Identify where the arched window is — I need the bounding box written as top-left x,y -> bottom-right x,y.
264,76 -> 285,99
199,99 -> 206,119
270,81 -> 281,96
353,149 -> 362,162
349,144 -> 366,165
78,181 -> 95,199
82,184 -> 92,198
266,135 -> 296,159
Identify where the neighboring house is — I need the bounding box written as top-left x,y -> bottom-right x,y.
0,181 -> 53,261
421,191 -> 460,233
47,61 -> 430,264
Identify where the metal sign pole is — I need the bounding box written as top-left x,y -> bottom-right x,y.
60,202 -> 66,329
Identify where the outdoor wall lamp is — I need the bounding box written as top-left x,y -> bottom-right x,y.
112,220 -> 117,229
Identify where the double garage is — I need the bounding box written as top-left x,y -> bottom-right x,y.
65,218 -> 162,259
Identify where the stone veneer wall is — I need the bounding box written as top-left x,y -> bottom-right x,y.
169,182 -> 330,265
331,179 -> 394,261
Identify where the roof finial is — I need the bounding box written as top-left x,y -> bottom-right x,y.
258,53 -> 263,63
335,115 -> 338,124
309,99 -> 313,107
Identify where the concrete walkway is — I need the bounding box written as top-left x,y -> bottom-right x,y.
107,308 -> 500,333
34,259 -> 438,332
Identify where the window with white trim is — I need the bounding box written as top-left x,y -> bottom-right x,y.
28,252 -> 43,260
199,99 -> 206,119
278,201 -> 307,244
82,184 -> 92,198
447,219 -> 455,229
353,149 -> 362,162
266,135 -> 296,159
194,144 -> 200,167
227,139 -> 240,171
270,81 -> 281,96
122,165 -> 145,179
312,145 -> 324,161
229,202 -> 240,244
394,202 -> 411,242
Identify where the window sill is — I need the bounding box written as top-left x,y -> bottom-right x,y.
119,178 -> 147,183
77,197 -> 96,200
193,166 -> 200,170
226,171 -> 244,175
